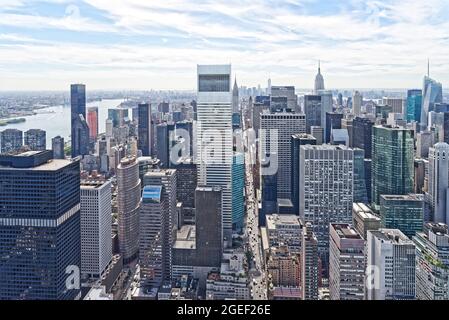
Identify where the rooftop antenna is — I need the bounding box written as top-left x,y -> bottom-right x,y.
427,58 -> 430,77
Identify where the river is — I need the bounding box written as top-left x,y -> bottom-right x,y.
1,99 -> 126,147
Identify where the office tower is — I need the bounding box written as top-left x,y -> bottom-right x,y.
364,159 -> 372,204
416,131 -> 434,158
232,78 -> 239,113
171,159 -> 196,225
196,65 -> 233,245
330,129 -> 349,146
337,93 -> 343,107
352,203 -> 381,239
260,112 -> 306,200
414,223 -> 449,300
325,112 -> 343,143
443,112 -> 449,145
260,159 -> 278,226
24,129 -> 46,151
156,123 -> 175,168
0,150 -> 81,300
265,214 -> 303,254
117,156 -> 141,264
252,96 -> 270,136
108,108 -> 128,128
382,97 -> 404,114
137,156 -> 160,189
80,178 -> 112,279
175,120 -> 194,158
421,75 -> 443,130
52,135 -> 65,159
406,89 -> 422,123
138,103 -> 152,157
105,119 -> 113,138
366,229 -> 415,300
1,129 -> 23,153
353,148 -> 368,203
352,91 -> 362,116
291,134 -> 316,215
299,145 -> 355,274
379,194 -> 424,238
87,107 -> 99,141
302,222 -> 318,300
428,143 -> 449,224
158,102 -> 170,113
329,224 -> 365,300
314,61 -> 325,93
232,153 -> 245,231
304,95 -> 321,133
318,91 -> 333,135
353,117 -> 374,158
371,125 -> 414,206
414,158 -> 426,194
140,186 -> 165,287
310,126 -> 323,145
71,84 -> 89,158
144,169 -> 177,279
341,116 -> 354,147
271,86 -> 298,112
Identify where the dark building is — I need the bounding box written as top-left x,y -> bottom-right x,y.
172,159 -> 197,210
52,135 -> 65,159
325,112 -> 343,143
24,129 -> 46,151
172,187 -> 222,268
260,160 -> 278,227
1,129 -> 23,154
71,84 -> 89,158
175,120 -> 193,158
291,134 -> 316,216
304,95 -> 322,134
156,123 -> 175,168
444,113 -> 449,144
0,150 -> 81,300
138,103 -> 152,157
353,117 -> 374,159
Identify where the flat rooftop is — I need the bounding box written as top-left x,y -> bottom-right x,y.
173,225 -> 196,250
332,223 -> 363,240
266,214 -> 301,230
370,229 -> 412,244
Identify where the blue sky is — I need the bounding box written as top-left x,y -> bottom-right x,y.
0,0 -> 448,90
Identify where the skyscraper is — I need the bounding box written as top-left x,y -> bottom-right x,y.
196,64 -> 233,245
352,117 -> 374,159
71,84 -> 89,158
143,169 -> 177,280
366,229 -> 415,300
24,129 -> 46,151
232,153 -> 245,232
382,97 -> 404,114
304,95 -> 321,134
428,142 -> 449,224
301,222 -> 318,300
329,224 -> 366,300
314,61 -> 325,93
290,134 -> 316,216
325,112 -> 343,143
117,156 -> 141,264
87,106 -> 99,141
0,129 -> 23,154
0,150 -> 81,299
371,125 -> 414,206
352,91 -> 362,117
406,89 -> 422,123
379,194 -> 424,239
414,223 -> 449,300
271,86 -> 298,112
232,78 -> 239,113
260,112 -> 306,200
421,75 -> 443,130
155,123 -> 175,168
52,135 -> 65,159
80,178 -> 112,279
299,145 -> 355,274
139,185 -> 165,287
138,103 -> 152,157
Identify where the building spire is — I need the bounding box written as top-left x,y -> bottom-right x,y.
427,58 -> 430,77
318,60 -> 321,73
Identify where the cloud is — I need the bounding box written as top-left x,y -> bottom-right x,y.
0,0 -> 449,90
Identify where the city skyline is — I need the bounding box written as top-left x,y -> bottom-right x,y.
1,1 -> 449,90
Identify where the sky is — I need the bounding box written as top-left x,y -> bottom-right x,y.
0,0 -> 448,91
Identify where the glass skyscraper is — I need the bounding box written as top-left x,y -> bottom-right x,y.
371,125 -> 414,207
70,84 -> 89,158
0,150 -> 81,300
406,89 -> 422,123
232,152 -> 245,232
421,76 -> 443,130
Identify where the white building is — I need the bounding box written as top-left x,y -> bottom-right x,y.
80,178 -> 112,278
353,91 -> 363,117
366,229 -> 415,300
260,111 -> 306,200
428,142 -> 449,224
206,250 -> 250,300
299,145 -> 355,272
196,64 -> 233,246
